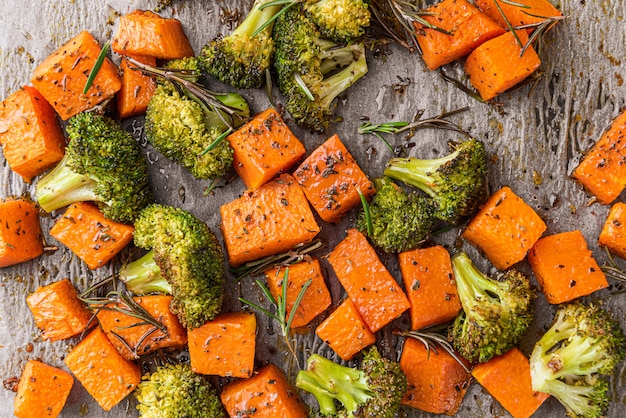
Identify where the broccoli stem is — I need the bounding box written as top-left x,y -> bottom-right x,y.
319,43 -> 365,75
317,52 -> 368,110
36,154 -> 99,213
295,354 -> 373,415
119,250 -> 172,295
233,0 -> 282,38
451,252 -> 501,309
384,149 -> 462,198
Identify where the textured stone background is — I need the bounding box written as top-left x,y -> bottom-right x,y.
0,0 -> 625,416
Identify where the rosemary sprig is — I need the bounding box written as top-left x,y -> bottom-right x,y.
83,41 -> 110,94
395,329 -> 470,373
438,70 -> 486,103
601,247 -> 626,284
199,127 -> 233,156
127,57 -> 245,130
239,268 -> 312,365
254,0 -> 300,37
516,15 -> 567,56
357,187 -> 373,237
231,239 -> 324,281
359,107 -> 471,149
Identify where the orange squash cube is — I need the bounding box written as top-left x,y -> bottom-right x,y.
400,338 -> 471,415
116,55 -> 157,119
399,245 -> 462,331
65,327 -> 141,411
0,198 -> 43,267
188,311 -> 257,378
26,279 -> 92,341
31,31 -> 122,120
599,202 -> 626,259
474,0 -> 562,30
228,108 -> 306,189
328,229 -> 410,332
294,134 -> 375,223
315,298 -> 376,361
13,360 -> 74,418
472,348 -> 550,418
220,364 -> 307,418
528,230 -> 608,304
414,0 -> 505,70
265,258 -> 331,328
0,86 -> 66,183
463,186 -> 547,270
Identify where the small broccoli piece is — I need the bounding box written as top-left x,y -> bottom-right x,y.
384,138 -> 487,224
296,347 -> 407,417
449,251 -> 534,363
120,204 -> 225,329
303,0 -> 371,41
356,177 -> 435,253
144,57 -> 250,180
530,302 -> 626,418
36,112 -> 153,224
135,363 -> 226,418
273,6 -> 368,132
200,0 -> 282,89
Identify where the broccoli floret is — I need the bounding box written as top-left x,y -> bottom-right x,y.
143,58 -> 250,180
120,204 -> 225,329
135,363 -> 226,418
356,177 -> 435,253
273,6 -> 368,132
448,251 -> 534,363
199,0 -> 283,89
384,138 -> 487,224
296,347 -> 407,417
35,112 -> 153,224
303,0 -> 371,41
530,302 -> 626,418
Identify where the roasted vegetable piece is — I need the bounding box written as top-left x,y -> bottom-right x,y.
464,30 -> 541,101
315,298 -> 376,361
144,57 -> 249,180
199,0 -> 283,89
111,10 -> 194,59
449,251 -> 534,363
135,363 -> 226,418
221,364 -> 308,417
13,360 -> 74,418
188,311 -> 256,378
400,338 -> 471,415
530,302 -> 626,418
399,245 -> 462,331
356,177 -> 435,253
528,230 -> 608,304
273,6 -> 368,132
472,347 -> 550,418
414,0 -> 505,70
50,202 -> 135,269
0,197 -> 43,267
302,0 -> 371,41
474,0 -> 563,31
35,112 -> 153,224
384,138 -> 487,224
599,202 -> 626,259
26,279 -> 92,341
116,55 -> 157,119
462,185 -> 547,270
31,31 -> 121,120
119,204 -> 225,330
296,346 -> 407,417
572,109 -> 626,204
0,86 -> 65,183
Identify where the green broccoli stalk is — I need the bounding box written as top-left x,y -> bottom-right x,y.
36,112 -> 153,224
384,138 -> 487,224
295,347 -> 407,417
134,57 -> 250,181
303,0 -> 371,41
273,6 -> 368,132
200,0 -> 283,89
119,204 -> 225,329
119,250 -> 171,295
356,177 -> 435,253
135,363 -> 226,417
530,302 -> 626,418
449,251 -> 534,363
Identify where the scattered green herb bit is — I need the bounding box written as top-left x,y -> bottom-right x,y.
83,41 -> 110,94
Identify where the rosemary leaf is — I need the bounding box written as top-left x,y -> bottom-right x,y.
357,187 -> 374,238
83,41 -> 110,94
